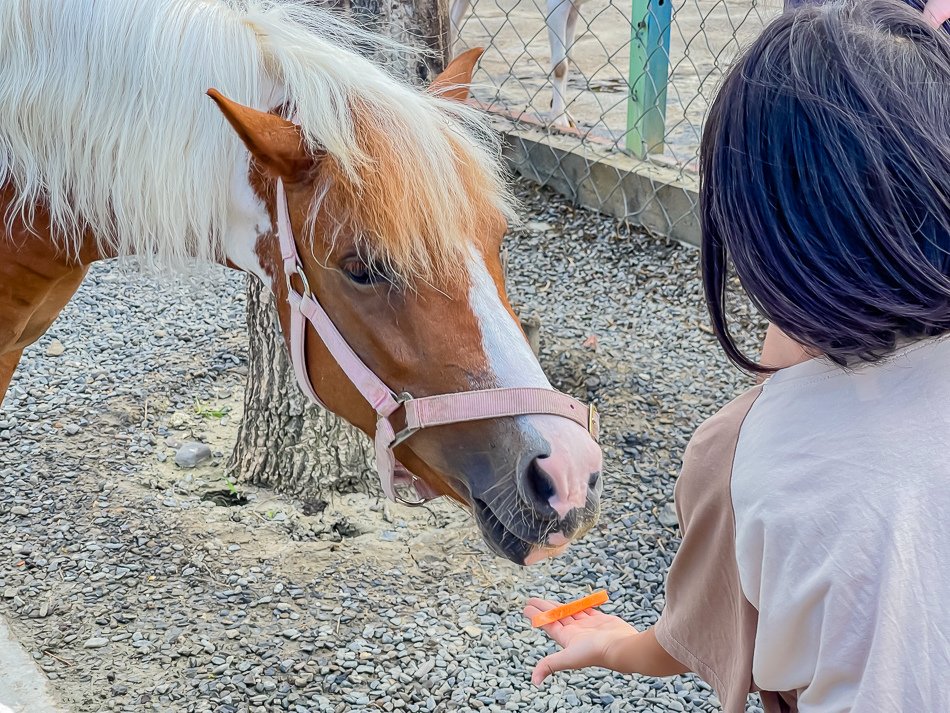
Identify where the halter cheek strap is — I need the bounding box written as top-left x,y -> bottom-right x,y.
274,178 -> 599,506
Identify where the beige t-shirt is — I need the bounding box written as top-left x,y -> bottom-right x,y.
655,336 -> 950,713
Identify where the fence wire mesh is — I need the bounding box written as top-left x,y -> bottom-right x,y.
453,0 -> 784,240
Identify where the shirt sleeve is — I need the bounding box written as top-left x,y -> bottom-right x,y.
654,386 -> 763,713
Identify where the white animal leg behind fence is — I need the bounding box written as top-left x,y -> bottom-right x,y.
546,0 -> 580,128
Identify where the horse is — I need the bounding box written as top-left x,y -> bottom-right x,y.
450,0 -> 587,128
0,0 -> 603,567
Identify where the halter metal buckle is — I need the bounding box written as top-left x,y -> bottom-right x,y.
285,260 -> 312,300
390,392 -> 418,448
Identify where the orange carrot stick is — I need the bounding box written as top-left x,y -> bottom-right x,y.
531,590 -> 609,628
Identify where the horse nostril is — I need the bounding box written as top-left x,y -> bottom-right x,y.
523,457 -> 556,510
589,471 -> 600,488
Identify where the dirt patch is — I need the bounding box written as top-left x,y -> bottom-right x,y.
125,389 -> 488,581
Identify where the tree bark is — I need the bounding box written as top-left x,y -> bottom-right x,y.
229,282 -> 377,505
324,0 -> 449,85
228,0 -> 449,503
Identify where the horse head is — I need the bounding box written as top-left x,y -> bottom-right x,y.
207,50 -> 603,565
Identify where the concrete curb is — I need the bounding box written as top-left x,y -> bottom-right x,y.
494,120 -> 702,248
0,615 -> 64,713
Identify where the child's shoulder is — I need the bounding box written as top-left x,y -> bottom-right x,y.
682,386 -> 762,473
674,386 -> 763,518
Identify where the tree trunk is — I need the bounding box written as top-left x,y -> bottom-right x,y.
229,281 -> 377,505
228,0 -> 449,503
325,0 -> 449,85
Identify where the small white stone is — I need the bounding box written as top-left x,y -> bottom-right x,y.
174,442 -> 212,468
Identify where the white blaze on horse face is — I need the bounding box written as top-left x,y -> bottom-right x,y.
466,251 -> 549,390
466,251 -> 602,519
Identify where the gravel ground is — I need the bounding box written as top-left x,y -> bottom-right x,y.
0,179 -> 766,713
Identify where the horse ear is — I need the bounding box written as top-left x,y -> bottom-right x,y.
428,48 -> 484,102
207,89 -> 315,183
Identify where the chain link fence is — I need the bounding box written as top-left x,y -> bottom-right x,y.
453,0 -> 783,242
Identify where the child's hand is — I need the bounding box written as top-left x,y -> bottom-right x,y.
523,597 -> 639,685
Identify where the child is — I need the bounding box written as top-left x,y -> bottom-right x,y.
524,1 -> 950,711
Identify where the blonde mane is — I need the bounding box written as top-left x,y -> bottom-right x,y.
0,0 -> 513,276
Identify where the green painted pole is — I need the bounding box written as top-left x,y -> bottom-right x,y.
626,0 -> 672,157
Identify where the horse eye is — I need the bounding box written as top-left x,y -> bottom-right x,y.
342,259 -> 386,286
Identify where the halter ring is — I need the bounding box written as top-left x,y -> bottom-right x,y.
392,478 -> 430,508
285,260 -> 312,300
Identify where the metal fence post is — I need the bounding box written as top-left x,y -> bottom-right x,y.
626,0 -> 673,157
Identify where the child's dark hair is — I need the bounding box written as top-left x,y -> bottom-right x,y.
701,0 -> 950,371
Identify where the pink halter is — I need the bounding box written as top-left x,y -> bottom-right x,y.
275,179 -> 599,506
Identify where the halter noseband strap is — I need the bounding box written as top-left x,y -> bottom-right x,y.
274,178 -> 599,506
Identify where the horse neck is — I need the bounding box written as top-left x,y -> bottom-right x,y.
217,84 -> 286,287
0,183 -> 94,359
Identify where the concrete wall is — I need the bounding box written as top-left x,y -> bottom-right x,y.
496,124 -> 702,248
